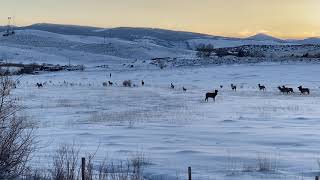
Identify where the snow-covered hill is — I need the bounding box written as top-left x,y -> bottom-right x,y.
186,37 -> 294,49
296,37 -> 320,45
0,29 -> 194,67
19,23 -> 212,41
0,23 -> 320,68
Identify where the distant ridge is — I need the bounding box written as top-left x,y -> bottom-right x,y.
296,37 -> 320,45
16,23 -> 218,41
0,23 -> 320,44
246,33 -> 283,42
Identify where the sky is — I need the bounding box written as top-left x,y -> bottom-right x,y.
0,0 -> 320,39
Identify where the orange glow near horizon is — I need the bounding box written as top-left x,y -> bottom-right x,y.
1,0 -> 320,39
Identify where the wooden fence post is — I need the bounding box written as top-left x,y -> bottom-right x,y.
82,157 -> 86,180
188,166 -> 192,180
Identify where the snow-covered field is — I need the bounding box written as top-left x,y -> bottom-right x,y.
12,63 -> 320,180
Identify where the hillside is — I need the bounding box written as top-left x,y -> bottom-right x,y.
0,23 -> 319,68
0,29 -> 194,67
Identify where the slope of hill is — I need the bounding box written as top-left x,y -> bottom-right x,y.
0,29 -> 194,67
296,37 -> 320,45
19,23 -> 213,41
21,23 -> 101,36
186,37 -> 294,49
246,33 -> 283,42
0,23 -> 320,68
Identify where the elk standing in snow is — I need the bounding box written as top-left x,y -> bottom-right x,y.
205,90 -> 219,102
183,87 -> 187,92
298,86 -> 310,95
258,84 -> 266,91
231,84 -> 237,91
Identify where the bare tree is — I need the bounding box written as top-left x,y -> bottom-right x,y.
50,143 -> 80,180
0,75 -> 37,179
196,44 -> 215,58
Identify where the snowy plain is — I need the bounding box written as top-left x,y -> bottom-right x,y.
1,26 -> 320,179
10,63 -> 320,180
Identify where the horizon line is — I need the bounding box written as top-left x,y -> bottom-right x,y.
1,22 -> 318,40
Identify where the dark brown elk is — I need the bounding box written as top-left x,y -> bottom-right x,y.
231,84 -> 237,91
298,86 -> 310,95
183,87 -> 187,92
283,86 -> 294,94
171,83 -> 175,89
278,86 -> 293,94
205,90 -> 219,102
36,83 -> 43,88
258,84 -> 266,91
278,86 -> 285,93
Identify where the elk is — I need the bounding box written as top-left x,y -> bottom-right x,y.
231,84 -> 237,91
36,83 -> 43,88
183,87 -> 187,92
278,86 -> 294,94
205,90 -> 219,102
283,86 -> 294,94
258,84 -> 266,91
298,86 -> 310,95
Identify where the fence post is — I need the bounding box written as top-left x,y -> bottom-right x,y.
316,176 -> 319,180
188,166 -> 192,180
82,157 -> 86,180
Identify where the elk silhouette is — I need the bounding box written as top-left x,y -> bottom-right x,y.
231,84 -> 237,91
183,87 -> 187,92
205,90 -> 219,102
298,86 -> 310,95
258,84 -> 266,91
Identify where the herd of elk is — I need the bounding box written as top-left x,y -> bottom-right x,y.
67,76 -> 315,104
278,86 -> 294,94
102,79 -> 312,101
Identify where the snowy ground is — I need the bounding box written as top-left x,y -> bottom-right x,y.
11,63 -> 320,180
